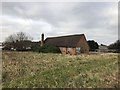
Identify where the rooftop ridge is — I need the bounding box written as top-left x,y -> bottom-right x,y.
46,34 -> 84,39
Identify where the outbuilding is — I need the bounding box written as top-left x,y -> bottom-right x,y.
43,34 -> 89,55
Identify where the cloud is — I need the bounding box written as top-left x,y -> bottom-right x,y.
1,2 -> 118,45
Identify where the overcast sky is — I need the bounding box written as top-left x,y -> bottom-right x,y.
1,2 -> 118,45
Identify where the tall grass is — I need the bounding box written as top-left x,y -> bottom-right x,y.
2,51 -> 119,88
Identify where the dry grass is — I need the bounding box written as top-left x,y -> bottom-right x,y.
2,51 -> 119,88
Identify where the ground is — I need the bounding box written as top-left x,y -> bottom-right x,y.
2,51 -> 119,88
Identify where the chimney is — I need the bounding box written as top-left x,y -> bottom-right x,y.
41,33 -> 44,46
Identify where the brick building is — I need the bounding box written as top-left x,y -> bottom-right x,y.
41,34 -> 89,55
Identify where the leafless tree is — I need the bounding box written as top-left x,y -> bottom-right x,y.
16,32 -> 33,41
5,32 -> 33,43
5,34 -> 16,43
4,32 -> 33,50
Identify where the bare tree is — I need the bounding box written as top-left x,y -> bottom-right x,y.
5,34 -> 16,43
5,32 -> 33,43
16,32 -> 32,41
4,32 -> 33,50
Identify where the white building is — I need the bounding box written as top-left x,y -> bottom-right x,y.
98,44 -> 108,52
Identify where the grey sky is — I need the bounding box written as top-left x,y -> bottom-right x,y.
1,2 -> 118,45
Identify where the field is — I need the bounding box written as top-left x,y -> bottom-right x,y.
2,51 -> 119,88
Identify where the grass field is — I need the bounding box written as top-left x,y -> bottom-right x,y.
2,51 -> 119,88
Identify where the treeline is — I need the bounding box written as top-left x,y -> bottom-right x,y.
87,40 -> 99,51
3,32 -> 33,51
3,32 -> 60,53
108,40 -> 120,52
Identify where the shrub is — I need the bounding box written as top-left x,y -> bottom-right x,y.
38,45 -> 61,53
31,45 -> 61,53
31,45 -> 40,52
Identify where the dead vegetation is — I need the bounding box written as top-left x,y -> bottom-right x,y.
2,51 -> 119,88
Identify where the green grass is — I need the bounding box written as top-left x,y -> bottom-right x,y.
2,51 -> 119,88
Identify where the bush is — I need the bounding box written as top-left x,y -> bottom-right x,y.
32,45 -> 61,53
31,45 -> 40,52
39,45 -> 61,53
